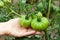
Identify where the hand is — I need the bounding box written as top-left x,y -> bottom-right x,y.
0,18 -> 44,37
5,18 -> 35,37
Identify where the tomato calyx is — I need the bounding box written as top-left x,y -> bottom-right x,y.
36,13 -> 41,22
25,14 -> 29,20
37,17 -> 41,22
30,11 -> 43,19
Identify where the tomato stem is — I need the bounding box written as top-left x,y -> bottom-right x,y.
5,2 -> 11,16
25,16 -> 29,20
37,16 -> 41,22
0,8 -> 2,14
47,0 -> 51,19
11,0 -> 13,3
31,0 -> 34,4
12,11 -> 21,17
25,14 -> 29,20
7,10 -> 21,17
44,29 -> 49,40
30,12 -> 34,19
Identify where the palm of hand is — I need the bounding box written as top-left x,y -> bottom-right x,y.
6,18 -> 35,37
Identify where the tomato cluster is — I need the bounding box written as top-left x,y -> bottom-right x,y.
0,0 -> 49,31
20,12 -> 49,31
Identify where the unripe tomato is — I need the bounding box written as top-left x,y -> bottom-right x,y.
32,12 -> 43,19
20,15 -> 32,27
32,14 -> 37,19
0,1 -> 4,8
3,0 -> 11,3
36,12 -> 43,17
31,17 -> 49,31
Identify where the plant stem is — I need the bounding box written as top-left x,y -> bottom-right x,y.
31,0 -> 34,4
0,8 -> 1,13
13,12 -> 21,17
11,0 -> 13,3
18,0 -> 20,14
45,0 -> 51,40
41,0 -> 45,3
59,0 -> 60,2
47,0 -> 51,19
44,29 -> 49,40
57,13 -> 60,36
5,3 -> 11,16
6,10 -> 21,17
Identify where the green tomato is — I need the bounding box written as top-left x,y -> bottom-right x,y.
36,12 -> 43,17
32,12 -> 43,19
3,0 -> 11,3
31,17 -> 49,31
0,1 -> 4,8
20,15 -> 32,27
32,15 -> 37,19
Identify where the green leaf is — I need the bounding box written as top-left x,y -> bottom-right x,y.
18,0 -> 26,13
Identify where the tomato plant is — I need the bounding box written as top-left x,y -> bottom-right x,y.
0,0 -> 60,40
